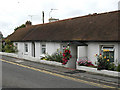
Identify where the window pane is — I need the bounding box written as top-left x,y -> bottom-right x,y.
42,45 -> 46,47
25,44 -> 28,52
110,51 -> 114,62
103,51 -> 114,62
42,48 -> 46,54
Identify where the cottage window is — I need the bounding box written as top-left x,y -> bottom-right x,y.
101,46 -> 114,62
25,43 -> 28,52
42,44 -> 46,54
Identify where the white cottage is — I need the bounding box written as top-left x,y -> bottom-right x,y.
5,10 -> 120,68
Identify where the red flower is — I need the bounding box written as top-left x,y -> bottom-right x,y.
63,53 -> 65,57
62,48 -> 72,65
69,50 -> 71,53
65,50 -> 68,53
63,59 -> 65,61
62,62 -> 66,65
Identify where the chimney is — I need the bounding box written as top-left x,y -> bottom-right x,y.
49,17 -> 59,22
25,21 -> 32,27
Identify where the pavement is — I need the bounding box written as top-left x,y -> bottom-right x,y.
1,55 -> 120,88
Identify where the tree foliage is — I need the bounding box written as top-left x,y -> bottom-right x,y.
14,24 -> 25,31
2,39 -> 18,53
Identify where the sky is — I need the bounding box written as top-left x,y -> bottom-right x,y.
0,0 -> 119,37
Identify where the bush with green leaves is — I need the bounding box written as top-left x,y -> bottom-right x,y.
45,50 -> 63,63
108,63 -> 116,71
3,39 -> 18,53
95,54 -> 111,70
117,64 -> 120,72
2,43 -> 5,52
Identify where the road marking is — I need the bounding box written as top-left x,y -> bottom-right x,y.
0,59 -> 118,89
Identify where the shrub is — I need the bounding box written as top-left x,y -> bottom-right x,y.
45,52 -> 63,63
95,54 -> 110,70
2,39 -> 18,53
117,64 -> 120,72
2,43 -> 5,52
108,63 -> 116,71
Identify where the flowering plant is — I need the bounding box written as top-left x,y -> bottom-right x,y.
77,60 -> 94,67
95,53 -> 110,70
62,47 -> 72,65
3,39 -> 18,53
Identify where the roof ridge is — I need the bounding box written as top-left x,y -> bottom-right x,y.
34,10 -> 120,26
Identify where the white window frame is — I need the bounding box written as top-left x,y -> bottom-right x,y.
24,43 -> 28,53
101,45 -> 114,62
41,44 -> 46,54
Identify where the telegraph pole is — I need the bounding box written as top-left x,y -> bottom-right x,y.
42,11 -> 44,24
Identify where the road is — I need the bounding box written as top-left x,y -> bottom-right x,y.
1,55 -> 117,89
2,61 -> 100,88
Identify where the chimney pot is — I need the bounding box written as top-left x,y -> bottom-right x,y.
25,21 -> 32,27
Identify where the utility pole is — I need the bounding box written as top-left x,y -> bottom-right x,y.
42,11 -> 44,24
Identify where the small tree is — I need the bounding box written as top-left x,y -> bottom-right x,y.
3,39 -> 18,53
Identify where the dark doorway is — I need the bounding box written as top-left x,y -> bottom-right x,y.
32,42 -> 35,57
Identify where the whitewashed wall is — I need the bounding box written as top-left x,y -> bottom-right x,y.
15,42 -> 61,59
14,41 -> 119,65
87,42 -> 99,65
46,42 -> 61,55
77,46 -> 87,61
14,42 -> 32,57
35,42 -> 40,58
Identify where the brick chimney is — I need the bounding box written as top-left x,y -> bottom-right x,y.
25,21 -> 32,27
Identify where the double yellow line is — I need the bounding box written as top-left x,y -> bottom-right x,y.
0,59 -> 118,89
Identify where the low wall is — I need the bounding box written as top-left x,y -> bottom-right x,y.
0,52 -> 119,77
76,65 -> 120,77
0,52 -> 64,67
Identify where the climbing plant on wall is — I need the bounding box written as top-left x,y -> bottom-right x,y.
62,47 -> 72,65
